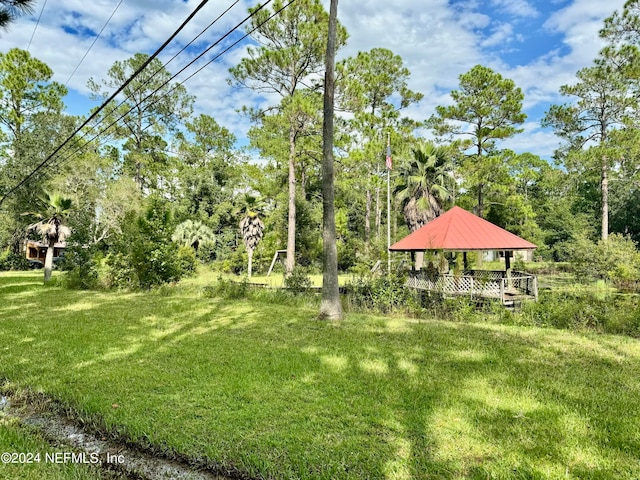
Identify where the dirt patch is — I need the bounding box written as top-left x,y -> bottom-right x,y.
0,393 -> 236,480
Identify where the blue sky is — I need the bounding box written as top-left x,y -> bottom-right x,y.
1,0 -> 627,160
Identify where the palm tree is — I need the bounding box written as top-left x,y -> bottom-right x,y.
237,194 -> 265,278
26,192 -> 73,283
394,142 -> 453,232
172,220 -> 215,253
0,0 -> 35,30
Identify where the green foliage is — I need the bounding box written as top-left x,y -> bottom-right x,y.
176,245 -> 197,277
345,274 -> 418,313
104,251 -> 136,289
203,276 -> 250,300
0,248 -> 29,270
519,291 -> 640,337
569,233 -> 640,285
58,223 -> 98,290
106,197 -> 188,289
284,267 -> 312,293
88,53 -> 193,192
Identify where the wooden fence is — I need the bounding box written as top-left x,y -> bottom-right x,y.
407,269 -> 538,305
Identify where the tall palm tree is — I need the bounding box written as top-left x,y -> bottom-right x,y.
26,192 -> 73,283
0,0 -> 35,30
172,219 -> 215,253
394,142 -> 453,232
237,194 -> 265,278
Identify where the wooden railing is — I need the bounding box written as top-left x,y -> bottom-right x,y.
407,270 -> 538,303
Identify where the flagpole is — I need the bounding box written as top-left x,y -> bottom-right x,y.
387,132 -> 391,276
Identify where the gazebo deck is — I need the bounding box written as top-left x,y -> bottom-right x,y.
407,269 -> 538,307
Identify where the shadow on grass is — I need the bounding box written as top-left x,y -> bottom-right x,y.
1,275 -> 640,478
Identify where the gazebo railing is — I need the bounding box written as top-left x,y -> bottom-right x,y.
407,270 -> 538,303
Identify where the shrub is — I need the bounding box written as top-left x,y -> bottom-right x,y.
203,276 -> 249,300
104,252 -> 137,289
569,233 -> 640,287
106,197 -> 188,290
59,223 -> 99,290
518,290 -> 640,337
284,267 -> 312,294
345,274 -> 419,314
0,249 -> 30,271
176,246 -> 197,277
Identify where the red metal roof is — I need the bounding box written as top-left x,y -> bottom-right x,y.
389,206 -> 536,251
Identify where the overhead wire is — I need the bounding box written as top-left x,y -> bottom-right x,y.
26,0 -> 47,51
3,0 -> 299,201
64,0 -> 126,87
0,0 -> 211,206
30,0 -> 243,181
22,0 -> 291,189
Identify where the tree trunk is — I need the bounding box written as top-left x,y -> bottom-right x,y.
44,238 -> 55,283
319,0 -> 343,320
477,182 -> 484,219
601,157 -> 609,241
365,187 -> 371,252
286,123 -> 297,274
247,248 -> 253,278
375,185 -> 381,239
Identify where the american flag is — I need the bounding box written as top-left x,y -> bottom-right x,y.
385,142 -> 392,170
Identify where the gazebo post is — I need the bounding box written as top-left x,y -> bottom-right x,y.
505,250 -> 513,290
463,251 -> 469,270
410,251 -> 416,272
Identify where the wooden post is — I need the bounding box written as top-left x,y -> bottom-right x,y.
411,251 -> 416,271
463,251 -> 469,270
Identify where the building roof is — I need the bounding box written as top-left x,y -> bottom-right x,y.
26,240 -> 66,249
389,206 -> 536,252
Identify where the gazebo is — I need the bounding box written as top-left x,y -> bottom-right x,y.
389,206 -> 538,306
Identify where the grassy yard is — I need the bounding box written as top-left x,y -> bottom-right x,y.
1,271 -> 640,479
0,413 -> 101,480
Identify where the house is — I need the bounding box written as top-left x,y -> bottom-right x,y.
24,240 -> 66,266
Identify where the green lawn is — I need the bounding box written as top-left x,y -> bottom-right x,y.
1,271 -> 640,479
0,417 -> 101,480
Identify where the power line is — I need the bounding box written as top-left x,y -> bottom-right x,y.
33,0 -> 280,184
26,0 -> 47,51
31,0 -> 245,184
65,0 -> 126,87
4,0 -> 300,199
0,0 -> 211,206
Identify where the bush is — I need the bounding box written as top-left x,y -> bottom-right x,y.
345,274 -> 420,314
106,197 -> 189,290
569,233 -> 640,287
519,290 -> 640,337
203,276 -> 250,300
176,246 -> 197,277
59,223 -> 99,290
104,252 -> 137,289
284,267 -> 312,294
0,249 -> 30,271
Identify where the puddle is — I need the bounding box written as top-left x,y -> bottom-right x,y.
1,393 -> 235,480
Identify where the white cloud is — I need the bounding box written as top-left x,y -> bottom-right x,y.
0,0 -> 630,160
481,23 -> 515,48
491,0 -> 539,19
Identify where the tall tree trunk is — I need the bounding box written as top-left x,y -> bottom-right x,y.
286,124 -> 297,274
247,248 -> 253,278
44,238 -> 55,283
477,182 -> 484,219
319,0 -> 343,320
602,156 -> 609,241
375,185 -> 381,239
365,187 -> 371,252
